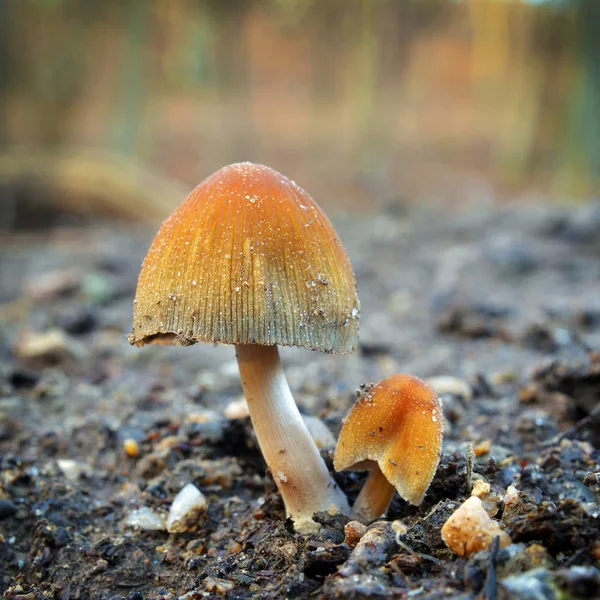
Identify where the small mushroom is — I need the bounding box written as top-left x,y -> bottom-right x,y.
130,162 -> 360,533
334,374 -> 443,524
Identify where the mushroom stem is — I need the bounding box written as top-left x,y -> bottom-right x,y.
236,344 -> 349,532
351,465 -> 396,524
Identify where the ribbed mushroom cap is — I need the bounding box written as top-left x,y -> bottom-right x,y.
334,374 -> 443,505
129,162 -> 359,353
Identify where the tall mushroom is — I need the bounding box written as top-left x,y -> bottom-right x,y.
129,162 -> 359,533
334,374 -> 443,524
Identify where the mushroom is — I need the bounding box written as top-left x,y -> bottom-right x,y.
129,162 -> 359,533
334,374 -> 443,524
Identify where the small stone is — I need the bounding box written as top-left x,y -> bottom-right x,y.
123,438 -> 140,458
178,591 -> 204,600
204,577 -> 234,593
24,268 -> 80,301
499,568 -> 556,600
224,397 -> 250,420
167,483 -> 208,533
90,558 -> 109,575
502,485 -> 538,529
58,306 -> 97,335
470,478 -> 501,516
57,459 -> 91,481
474,439 -> 492,457
471,479 -> 491,498
183,410 -> 226,441
426,376 -> 473,400
489,369 -> 518,385
154,435 -> 180,455
125,507 -> 167,531
441,496 -> 512,557
504,485 -> 520,505
524,544 -> 553,569
226,540 -> 242,554
344,520 -> 367,549
135,453 -> 166,479
0,499 -> 17,518
14,329 -> 75,362
187,410 -> 220,424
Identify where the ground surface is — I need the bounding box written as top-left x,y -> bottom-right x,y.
1,199 -> 599,599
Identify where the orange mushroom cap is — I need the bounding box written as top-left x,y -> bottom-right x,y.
129,162 -> 359,353
334,374 -> 443,505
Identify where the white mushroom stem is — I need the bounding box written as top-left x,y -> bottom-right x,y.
236,344 -> 349,533
351,464 -> 396,524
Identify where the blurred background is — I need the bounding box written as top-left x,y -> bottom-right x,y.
0,0 -> 599,229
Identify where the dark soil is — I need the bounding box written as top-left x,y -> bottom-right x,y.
1,199 -> 599,599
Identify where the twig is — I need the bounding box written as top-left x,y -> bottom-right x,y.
423,500 -> 445,521
484,535 -> 500,600
396,538 -> 443,566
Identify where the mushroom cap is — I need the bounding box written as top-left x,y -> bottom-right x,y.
334,374 -> 443,505
129,162 -> 359,353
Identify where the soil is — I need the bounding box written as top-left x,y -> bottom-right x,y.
1,199 -> 599,599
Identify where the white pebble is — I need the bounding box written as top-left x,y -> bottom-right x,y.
441,496 -> 511,556
167,483 -> 208,533
426,376 -> 473,400
125,507 -> 166,531
57,459 -> 91,481
224,397 -> 250,420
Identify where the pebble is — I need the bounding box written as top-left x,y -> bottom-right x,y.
489,369 -> 518,385
204,577 -> 234,593
344,520 -> 367,549
167,483 -> 208,533
467,543 -> 554,587
470,478 -> 501,516
499,568 -> 556,600
14,329 -> 75,362
154,435 -> 181,455
473,439 -> 492,456
0,498 -> 17,518
224,397 -> 250,420
441,496 -> 512,557
504,485 -> 520,505
125,507 -> 166,531
187,409 -> 222,424
80,273 -> 115,304
471,479 -> 491,498
178,591 -> 204,599
123,438 -> 140,458
57,306 -> 97,335
24,268 -> 80,301
426,376 -> 473,400
502,485 -> 538,529
184,410 -> 227,442
57,459 -> 91,481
